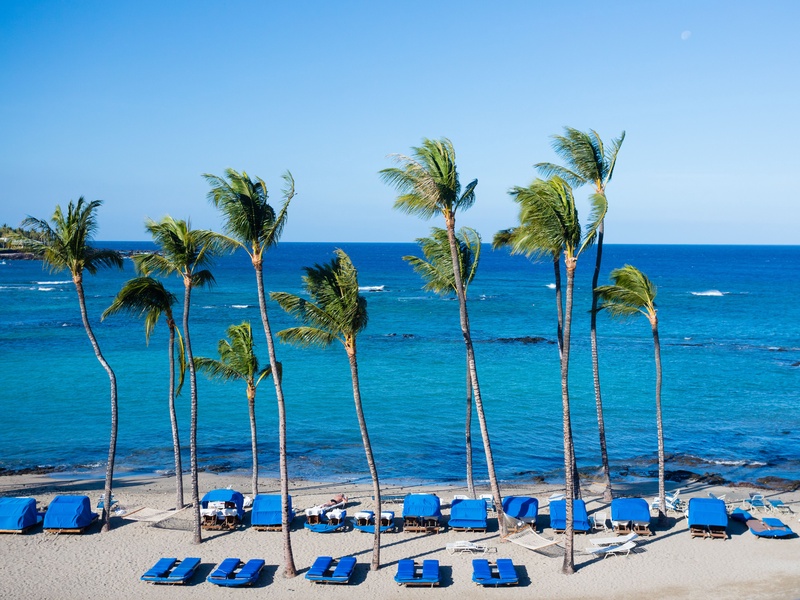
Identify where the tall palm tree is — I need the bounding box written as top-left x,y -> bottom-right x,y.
135,217 -> 225,544
381,138 -> 506,534
536,127 -> 625,502
271,249 -> 382,571
403,226 -> 481,496
195,321 -> 272,498
22,198 -> 123,532
203,168 -> 297,576
596,265 -> 666,520
102,276 -> 186,511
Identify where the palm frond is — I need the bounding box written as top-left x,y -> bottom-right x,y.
102,276 -> 177,343
194,356 -> 243,382
596,264 -> 657,320
276,326 -> 338,349
579,192 -> 609,253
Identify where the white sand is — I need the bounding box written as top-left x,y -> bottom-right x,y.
1,473 -> 798,599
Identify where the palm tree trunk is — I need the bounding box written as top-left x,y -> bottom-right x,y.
168,322 -> 184,510
560,258 -> 577,574
652,317 -> 666,522
73,276 -> 117,533
443,214 -> 506,535
553,258 -> 563,355
254,261 -> 296,577
590,224 -> 613,502
465,357 -> 475,497
346,342 -> 381,571
247,385 -> 259,497
182,280 -> 201,544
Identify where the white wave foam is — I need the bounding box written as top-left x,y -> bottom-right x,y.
691,290 -> 725,297
231,304 -> 251,309
37,287 -> 54,291
36,280 -> 71,285
359,285 -> 385,292
546,283 -> 556,289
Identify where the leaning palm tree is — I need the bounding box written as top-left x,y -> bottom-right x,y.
102,276 -> 186,511
381,138 -> 506,534
195,321 -> 272,498
272,249 -> 382,571
403,226 -> 481,496
203,168 -> 297,576
596,265 -> 665,520
135,217 -> 225,544
22,198 -> 123,532
536,127 -> 625,502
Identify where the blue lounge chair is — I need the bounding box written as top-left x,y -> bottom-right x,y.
688,498 -> 728,539
353,510 -> 396,533
402,494 -> 443,533
449,498 -> 488,531
733,510 -> 795,539
305,556 -> 357,584
43,495 -> 98,533
471,558 -> 518,587
0,497 -> 44,534
549,498 -> 590,533
502,496 -> 538,532
610,498 -> 652,536
207,558 -> 265,587
252,494 -> 292,531
305,509 -> 347,533
141,557 -> 201,584
200,489 -> 245,530
394,559 -> 440,587
747,493 -> 769,512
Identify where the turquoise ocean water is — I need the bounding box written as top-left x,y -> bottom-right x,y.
1,243 -> 798,489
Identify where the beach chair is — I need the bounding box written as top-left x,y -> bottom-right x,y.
207,558 -> 265,587
305,509 -> 348,533
402,494 -> 443,533
449,498 -> 488,532
251,494 -> 292,531
590,532 -> 639,547
353,510 -> 396,533
394,559 -> 440,587
549,498 -> 591,533
611,498 -> 652,536
767,499 -> 793,515
747,493 -> 769,512
141,557 -> 201,584
734,510 -> 796,539
200,489 -> 245,530
584,540 -> 638,558
96,493 -> 118,513
446,540 -> 492,554
0,497 -> 44,534
471,559 -> 518,587
43,495 -> 98,534
590,511 -> 610,532
480,493 -> 496,513
305,556 -> 357,584
502,496 -> 538,532
687,498 -> 728,539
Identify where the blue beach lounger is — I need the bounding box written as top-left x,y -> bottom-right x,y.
141,557 -> 201,584
610,498 -> 652,535
200,489 -> 245,530
733,510 -> 795,539
305,556 -> 357,584
502,496 -> 538,532
43,495 -> 98,533
402,494 -> 443,533
688,498 -> 728,539
449,498 -> 488,531
394,559 -> 440,587
305,509 -> 347,533
207,558 -> 265,587
471,559 -> 518,587
251,494 -> 292,531
0,497 -> 44,533
549,499 -> 591,533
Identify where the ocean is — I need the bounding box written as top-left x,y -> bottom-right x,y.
1,243 -> 798,490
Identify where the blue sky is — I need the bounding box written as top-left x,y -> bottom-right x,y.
1,1 -> 798,243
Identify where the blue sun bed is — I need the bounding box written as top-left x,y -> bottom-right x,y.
449,498 -> 488,531
305,509 -> 347,533
502,496 -> 538,531
471,558 -> 518,587
252,494 -> 292,531
141,557 -> 201,584
402,494 -> 443,533
43,495 -> 98,533
394,559 -> 440,587
305,556 -> 357,584
549,498 -> 590,533
0,497 -> 44,533
610,498 -> 652,535
353,510 -> 396,533
688,497 -> 728,539
207,558 -> 265,587
200,489 -> 245,529
733,509 -> 795,539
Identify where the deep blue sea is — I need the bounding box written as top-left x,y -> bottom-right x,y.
1,243 -> 798,489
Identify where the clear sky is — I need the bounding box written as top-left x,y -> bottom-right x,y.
1,1 -> 798,244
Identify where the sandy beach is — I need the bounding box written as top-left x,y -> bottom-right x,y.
1,473 -> 798,600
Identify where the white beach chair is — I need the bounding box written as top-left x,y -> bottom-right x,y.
445,540 -> 491,555
590,511 -> 610,532
479,493 -> 496,513
590,532 -> 639,547
584,540 -> 638,558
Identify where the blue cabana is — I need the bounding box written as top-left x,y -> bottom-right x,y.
251,494 -> 292,530
502,496 -> 538,525
0,497 -> 43,533
449,499 -> 488,531
549,498 -> 590,533
43,495 -> 97,532
201,489 -> 245,521
688,497 -> 728,539
611,497 -> 652,534
402,494 -> 442,519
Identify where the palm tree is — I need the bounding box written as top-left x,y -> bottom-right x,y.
203,168 -> 297,576
195,321 -> 272,498
271,249 -> 382,571
22,198 -> 123,532
403,226 -> 481,496
381,138 -> 506,534
102,276 -> 186,511
596,265 -> 665,520
535,127 -> 625,502
135,217 -> 225,544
